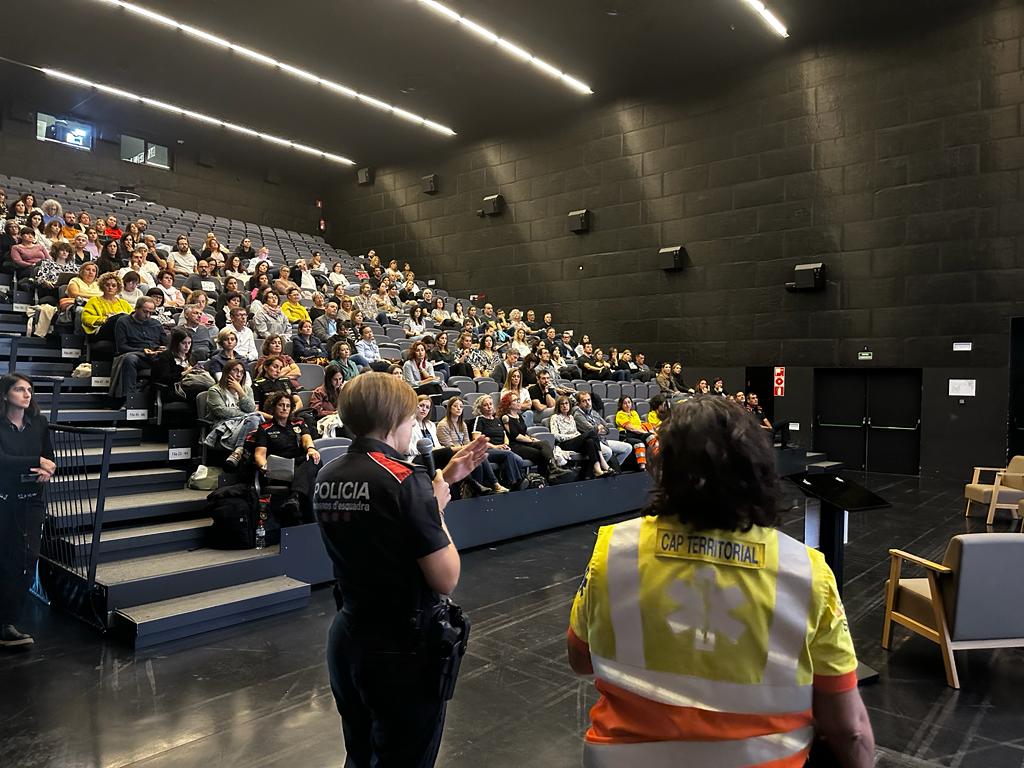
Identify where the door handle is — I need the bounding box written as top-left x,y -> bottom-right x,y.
816,415 -> 865,428
868,419 -> 920,431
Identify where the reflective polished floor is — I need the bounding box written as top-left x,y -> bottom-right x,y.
2,473 -> 1022,767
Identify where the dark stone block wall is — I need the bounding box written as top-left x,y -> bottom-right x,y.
0,118 -> 319,235
327,0 -> 1024,372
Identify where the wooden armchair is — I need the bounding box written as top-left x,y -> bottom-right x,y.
882,534 -> 1024,688
963,455 -> 1024,524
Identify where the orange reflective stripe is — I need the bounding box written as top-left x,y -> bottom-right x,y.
813,670 -> 859,693
587,679 -> 813,745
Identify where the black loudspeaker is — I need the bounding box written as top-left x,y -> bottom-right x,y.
658,246 -> 685,272
568,209 -> 590,233
482,194 -> 505,216
357,167 -> 373,185
787,262 -> 826,292
422,174 -> 439,194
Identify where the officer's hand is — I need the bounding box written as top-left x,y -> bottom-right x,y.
443,436 -> 489,486
39,457 -> 57,475
431,469 -> 452,513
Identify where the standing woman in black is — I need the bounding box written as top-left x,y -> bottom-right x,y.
0,373 -> 55,649
315,373 -> 488,767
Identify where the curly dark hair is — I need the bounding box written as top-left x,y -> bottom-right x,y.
644,396 -> 781,532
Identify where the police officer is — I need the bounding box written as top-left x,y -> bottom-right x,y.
568,397 -> 875,768
315,372 -> 488,767
0,373 -> 55,649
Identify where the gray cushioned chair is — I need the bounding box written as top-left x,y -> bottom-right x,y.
881,533 -> 1024,688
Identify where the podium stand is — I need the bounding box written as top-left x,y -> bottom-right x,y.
787,472 -> 890,685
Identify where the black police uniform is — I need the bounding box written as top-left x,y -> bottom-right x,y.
315,436 -> 454,767
0,412 -> 53,629
252,417 -> 318,521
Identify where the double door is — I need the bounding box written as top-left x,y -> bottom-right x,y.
813,369 -> 922,475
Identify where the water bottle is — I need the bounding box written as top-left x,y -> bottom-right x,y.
255,523 -> 266,550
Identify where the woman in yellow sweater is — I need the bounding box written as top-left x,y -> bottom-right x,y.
82,272 -> 133,335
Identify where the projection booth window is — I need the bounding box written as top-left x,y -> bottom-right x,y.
121,134 -> 171,170
36,112 -> 93,151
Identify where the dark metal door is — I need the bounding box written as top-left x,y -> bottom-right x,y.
814,370 -> 867,471
1008,318 -> 1024,457
865,369 -> 921,475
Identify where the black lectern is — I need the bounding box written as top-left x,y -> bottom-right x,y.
788,472 -> 891,686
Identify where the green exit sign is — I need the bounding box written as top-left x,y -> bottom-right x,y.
857,351 -> 874,361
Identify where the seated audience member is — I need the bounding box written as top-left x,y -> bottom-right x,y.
328,262 -> 349,288
574,391 -> 632,469
354,325 -> 391,372
9,227 -> 48,280
353,282 -> 377,322
69,232 -> 91,265
430,297 -> 457,329
118,272 -> 146,307
527,369 -> 559,420
178,304 -> 215,361
403,305 -> 428,339
747,392 -> 772,429
646,393 -> 671,431
205,359 -> 266,467
449,302 -> 466,329
40,219 -> 65,249
222,254 -> 248,283
402,341 -> 444,396
33,242 -> 78,302
606,348 -> 630,382
273,264 -> 300,296
502,368 -> 533,412
310,363 -> 345,418
151,328 -> 209,404
201,234 -> 227,265
388,364 -> 403,378
110,297 -> 165,399
292,319 -> 328,363
428,332 -> 454,378
255,335 -> 302,384
694,377 -> 710,395
27,211 -> 47,248
282,287 -> 311,324
510,327 -> 532,358
1,219 -> 21,265
63,261 -> 103,311
184,290 -> 216,325
578,342 -> 610,381
246,246 -> 272,273
169,235 -> 199,275
83,225 -> 101,260
549,395 -> 612,479
181,260 -> 222,299
629,350 -> 653,382
673,362 -> 690,392
434,396 -> 508,494
250,273 -> 273,302
293,259 -> 318,296
470,394 -> 529,489
252,356 -> 303,414
81,272 -> 132,336
252,290 -> 293,338
207,327 -> 252,378
735,391 -> 746,407
308,291 -> 327,321
227,306 -> 258,362
156,270 -> 185,309
616,396 -> 651,444
60,210 -> 81,240
498,393 -> 570,481
146,288 -> 178,329
573,333 -> 591,357
520,352 -> 540,388
463,334 -> 495,378
712,377 -> 727,397
119,247 -> 158,288
490,348 -> 520,386
447,332 -> 476,379
117,233 -> 138,265
655,362 -> 679,394
142,234 -> 169,271
40,198 -> 62,225
330,341 -> 363,380
248,259 -> 271,290
253,394 -> 316,522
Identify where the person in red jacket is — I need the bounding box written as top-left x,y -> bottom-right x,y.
103,214 -> 123,241
10,228 -> 50,280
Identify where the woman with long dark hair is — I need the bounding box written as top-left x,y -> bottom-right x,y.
0,373 -> 55,649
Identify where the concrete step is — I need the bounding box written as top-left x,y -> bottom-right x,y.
50,467 -> 188,497
96,545 -> 284,608
54,408 -> 134,424
807,460 -> 844,474
61,518 -> 213,563
102,488 -> 209,524
74,441 -> 178,467
113,576 -> 310,648
5,361 -> 77,376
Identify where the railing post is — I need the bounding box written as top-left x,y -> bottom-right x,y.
85,429 -> 115,588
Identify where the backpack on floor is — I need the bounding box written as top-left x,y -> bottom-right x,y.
205,483 -> 259,549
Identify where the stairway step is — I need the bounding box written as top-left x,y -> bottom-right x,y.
807,460 -> 844,474
66,427 -> 144,448
6,361 -> 77,375
62,518 -> 213,562
76,441 -> 177,467
804,452 -> 827,462
102,488 -> 209,523
96,545 -> 283,608
54,408 -> 132,423
51,467 -> 187,496
114,576 -> 310,648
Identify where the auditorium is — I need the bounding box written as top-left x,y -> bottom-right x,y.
1,0 -> 1022,765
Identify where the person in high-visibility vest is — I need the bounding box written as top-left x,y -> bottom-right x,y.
568,396 -> 875,768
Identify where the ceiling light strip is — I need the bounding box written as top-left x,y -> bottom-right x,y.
90,0 -> 457,136
739,0 -> 789,38
416,0 -> 594,95
42,67 -> 356,165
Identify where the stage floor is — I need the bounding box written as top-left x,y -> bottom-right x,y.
2,473 -> 1022,767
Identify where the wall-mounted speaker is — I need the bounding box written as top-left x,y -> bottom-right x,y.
357,167 -> 374,185
422,174 -> 439,194
786,262 -> 826,292
568,209 -> 590,233
481,194 -> 505,216
659,245 -> 686,272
